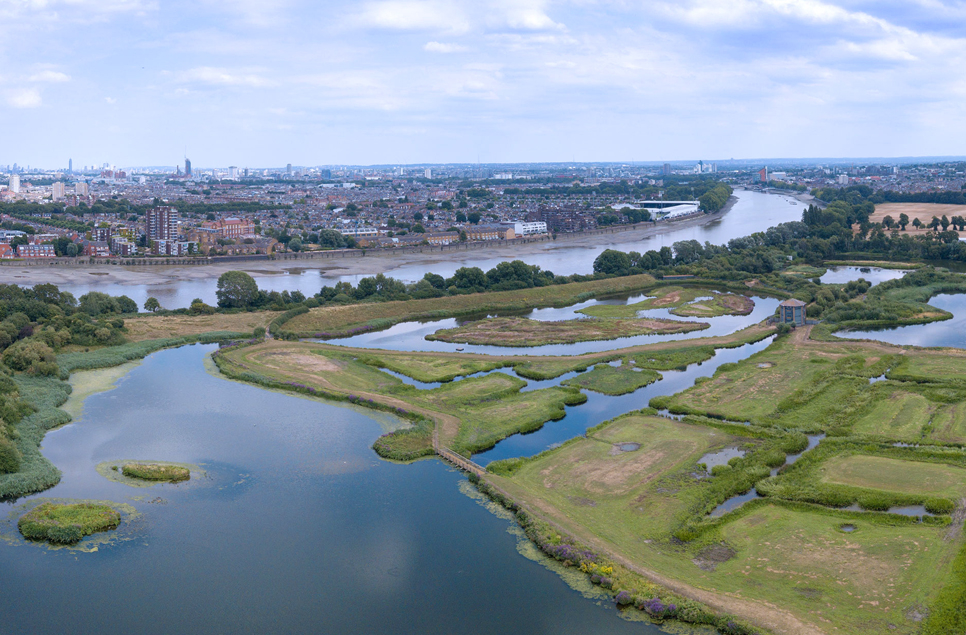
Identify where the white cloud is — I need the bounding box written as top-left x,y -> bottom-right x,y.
29,70 -> 71,82
105,96 -> 117,103
6,88 -> 42,108
179,67 -> 274,87
424,41 -> 468,52
353,1 -> 470,33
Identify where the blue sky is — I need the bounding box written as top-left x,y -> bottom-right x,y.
2,0 -> 965,168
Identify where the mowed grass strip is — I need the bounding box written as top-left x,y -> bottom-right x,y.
819,455 -> 966,498
283,274 -> 656,336
427,316 -> 707,347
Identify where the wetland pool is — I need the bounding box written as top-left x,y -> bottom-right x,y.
321,296 -> 781,356
0,344 -> 668,635
839,293 -> 966,348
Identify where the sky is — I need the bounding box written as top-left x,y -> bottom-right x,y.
2,0 -> 966,168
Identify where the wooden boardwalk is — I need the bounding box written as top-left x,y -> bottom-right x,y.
433,425 -> 485,476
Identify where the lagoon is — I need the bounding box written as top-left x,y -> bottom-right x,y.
0,344 -> 664,634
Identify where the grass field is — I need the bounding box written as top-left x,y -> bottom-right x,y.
283,274 -> 657,337
820,455 -> 966,497
872,203 -> 966,235
426,316 -> 708,346
216,340 -> 587,455
493,412 -> 963,635
711,503 -> 956,634
561,363 -> 661,395
500,414 -> 743,538
125,312 -> 277,341
655,329 -> 901,432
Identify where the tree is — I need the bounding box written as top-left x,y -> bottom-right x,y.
593,249 -> 632,275
116,295 -> 138,314
144,297 -> 161,312
881,215 -> 894,229
413,212 -> 423,221
912,217 -> 922,229
455,211 -> 466,222
467,212 -> 481,224
216,271 -> 259,308
79,291 -> 120,316
930,216 -> 941,231
942,215 -> 950,231
288,238 -> 303,252
898,213 -> 909,230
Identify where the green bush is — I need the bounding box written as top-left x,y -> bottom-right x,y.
0,437 -> 22,473
3,339 -> 55,371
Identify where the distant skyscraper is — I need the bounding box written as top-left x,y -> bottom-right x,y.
51,182 -> 65,200
286,163 -> 292,176
425,168 -> 432,179
75,182 -> 89,196
184,158 -> 192,177
68,159 -> 73,174
662,163 -> 671,175
228,166 -> 239,179
9,174 -> 20,193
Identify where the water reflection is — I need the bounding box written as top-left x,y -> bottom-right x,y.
0,344 -> 665,635
840,294 -> 966,348
323,296 -> 780,356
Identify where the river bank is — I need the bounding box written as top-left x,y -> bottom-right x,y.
0,198 -> 739,288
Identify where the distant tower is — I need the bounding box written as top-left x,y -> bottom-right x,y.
424,168 -> 432,179
286,163 -> 292,176
68,159 -> 73,174
10,174 -> 21,193
184,158 -> 192,177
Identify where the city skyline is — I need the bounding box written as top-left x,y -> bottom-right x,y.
2,1 -> 966,166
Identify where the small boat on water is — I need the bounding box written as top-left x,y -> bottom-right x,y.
456,347 -> 464,351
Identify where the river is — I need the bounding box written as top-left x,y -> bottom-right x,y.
41,190 -> 808,309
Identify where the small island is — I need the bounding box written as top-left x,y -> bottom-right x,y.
426,316 -> 708,347
580,287 -> 755,319
18,502 -> 121,545
120,462 -> 191,483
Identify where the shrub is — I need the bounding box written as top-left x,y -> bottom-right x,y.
3,339 -> 56,371
0,437 -> 22,473
615,591 -> 634,606
925,498 -> 955,515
